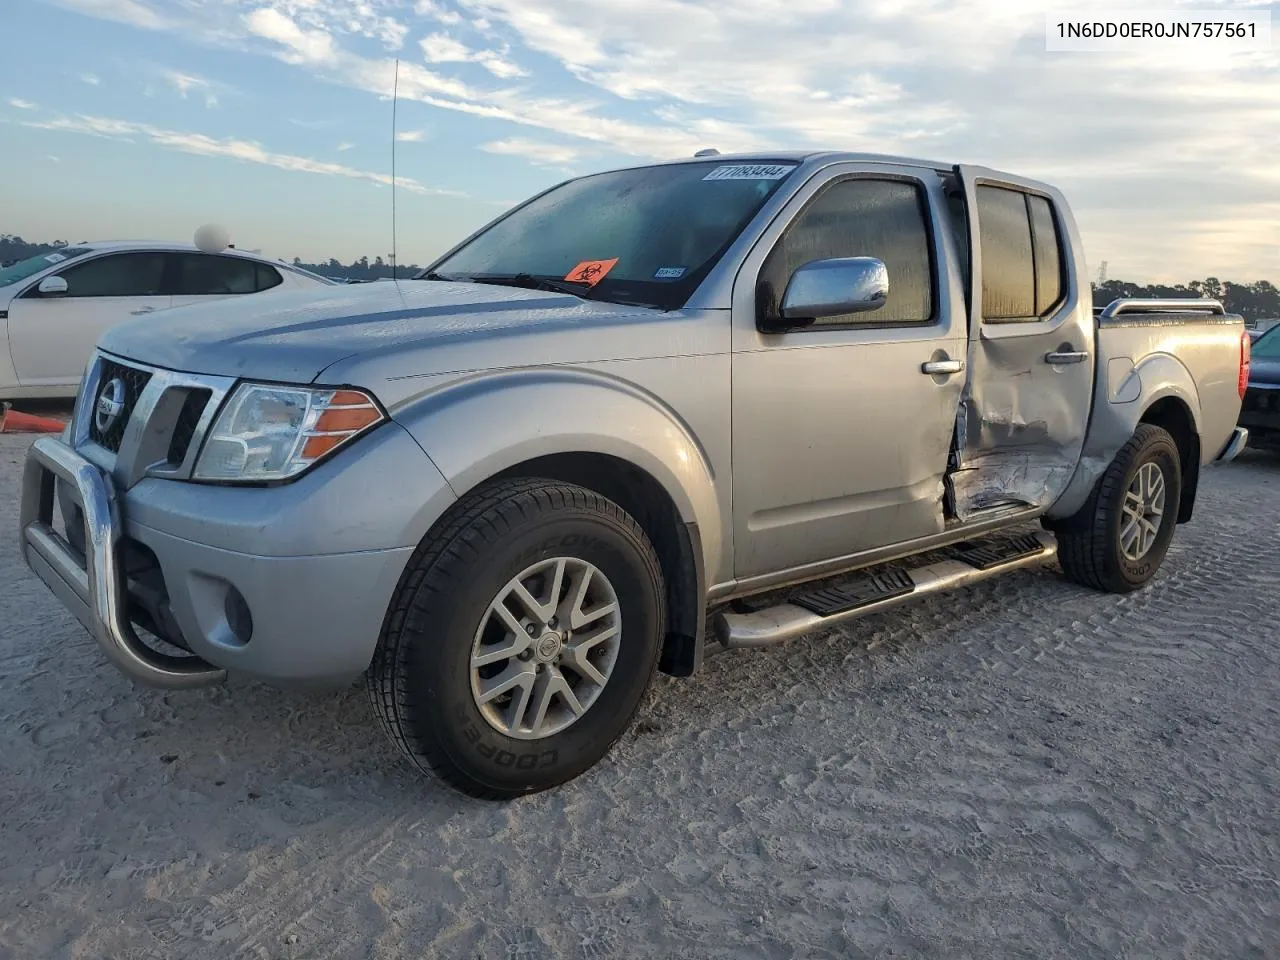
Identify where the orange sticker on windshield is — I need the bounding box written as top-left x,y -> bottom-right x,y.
564,258 -> 619,287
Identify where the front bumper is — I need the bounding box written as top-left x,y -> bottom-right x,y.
19,432 -> 442,690
20,436 -> 224,689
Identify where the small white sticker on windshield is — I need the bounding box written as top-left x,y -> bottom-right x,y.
654,266 -> 686,279
44,253 -> 66,263
702,164 -> 794,181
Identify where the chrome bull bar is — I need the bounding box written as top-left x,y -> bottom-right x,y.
19,435 -> 225,689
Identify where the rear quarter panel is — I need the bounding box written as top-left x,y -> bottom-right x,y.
1048,312 -> 1245,518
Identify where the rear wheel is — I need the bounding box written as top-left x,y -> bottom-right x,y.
366,478 -> 665,799
1057,423 -> 1182,593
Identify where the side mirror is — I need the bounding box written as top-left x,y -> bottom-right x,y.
37,275 -> 68,297
774,257 -> 888,328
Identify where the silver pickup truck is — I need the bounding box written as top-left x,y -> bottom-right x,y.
20,151 -> 1251,799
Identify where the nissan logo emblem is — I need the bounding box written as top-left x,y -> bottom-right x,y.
94,377 -> 127,434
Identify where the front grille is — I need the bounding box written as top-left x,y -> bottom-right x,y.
167,389 -> 211,465
89,359 -> 152,452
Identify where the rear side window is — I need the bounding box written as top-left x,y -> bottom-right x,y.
976,185 -> 1067,322
53,252 -> 167,298
256,263 -> 283,291
171,254 -> 280,295
758,178 -> 935,327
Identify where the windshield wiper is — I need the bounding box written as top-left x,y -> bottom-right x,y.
467,273 -> 594,299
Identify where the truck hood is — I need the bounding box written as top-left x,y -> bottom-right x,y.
98,279 -> 656,385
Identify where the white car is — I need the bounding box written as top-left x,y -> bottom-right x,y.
0,241 -> 334,399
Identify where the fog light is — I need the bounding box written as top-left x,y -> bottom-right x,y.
224,587 -> 254,645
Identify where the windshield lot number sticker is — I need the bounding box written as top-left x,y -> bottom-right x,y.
654,266 -> 686,279
702,164 -> 794,181
565,258 -> 619,287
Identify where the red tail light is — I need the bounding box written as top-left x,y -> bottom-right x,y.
1239,329 -> 1251,399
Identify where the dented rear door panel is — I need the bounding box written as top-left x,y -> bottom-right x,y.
948,165 -> 1096,519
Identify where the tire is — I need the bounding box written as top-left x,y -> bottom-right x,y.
366,477 -> 666,799
1057,423 -> 1182,594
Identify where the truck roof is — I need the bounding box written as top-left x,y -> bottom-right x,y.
635,150 -> 955,175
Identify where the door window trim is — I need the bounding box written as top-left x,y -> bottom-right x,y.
753,171 -> 942,334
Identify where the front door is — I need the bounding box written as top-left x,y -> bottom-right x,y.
730,165 -> 970,580
947,166 -> 1097,519
8,251 -> 171,388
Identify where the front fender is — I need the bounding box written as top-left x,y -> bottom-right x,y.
1047,352 -> 1201,519
391,366 -> 725,582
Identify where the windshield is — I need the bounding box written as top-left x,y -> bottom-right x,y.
0,247 -> 94,287
1253,325 -> 1280,359
428,160 -> 801,310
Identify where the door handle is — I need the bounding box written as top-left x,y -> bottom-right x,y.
1045,350 -> 1088,365
130,306 -> 155,315
921,359 -> 964,376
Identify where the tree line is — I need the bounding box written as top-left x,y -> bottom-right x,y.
3,234 -> 1278,319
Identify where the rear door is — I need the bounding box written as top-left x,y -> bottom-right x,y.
948,165 -> 1096,519
7,251 -> 170,387
168,253 -> 283,308
730,164 -> 970,579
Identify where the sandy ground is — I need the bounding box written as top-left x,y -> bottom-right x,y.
0,432 -> 1277,960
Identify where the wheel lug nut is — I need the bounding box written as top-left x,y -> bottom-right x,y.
548,617 -> 558,629
526,624 -> 538,636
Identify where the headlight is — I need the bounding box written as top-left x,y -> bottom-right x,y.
193,383 -> 385,482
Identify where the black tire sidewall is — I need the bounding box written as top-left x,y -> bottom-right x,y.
405,504 -> 663,795
1107,432 -> 1181,588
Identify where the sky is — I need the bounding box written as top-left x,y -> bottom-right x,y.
0,0 -> 1276,282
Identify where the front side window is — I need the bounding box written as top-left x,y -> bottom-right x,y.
757,177 -> 936,327
54,252 -> 167,298
429,160 -> 799,310
0,247 -> 94,287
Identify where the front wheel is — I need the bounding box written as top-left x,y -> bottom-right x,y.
1057,423 -> 1182,594
366,478 -> 666,799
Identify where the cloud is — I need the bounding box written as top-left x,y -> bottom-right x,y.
419,32 -> 471,63
336,141 -> 356,151
395,129 -> 427,142
451,0 -> 1280,280
243,7 -> 338,65
482,137 -> 583,167
415,0 -> 463,24
157,68 -> 226,108
419,32 -> 528,78
21,111 -> 464,197
48,0 -> 170,30
36,0 -> 1280,278
81,73 -> 102,85
7,98 -> 38,110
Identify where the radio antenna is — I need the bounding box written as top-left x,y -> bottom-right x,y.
390,57 -> 400,283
